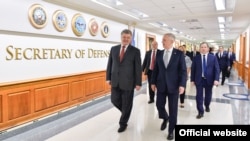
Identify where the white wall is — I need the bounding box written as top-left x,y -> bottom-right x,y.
0,0 -> 165,84
0,0 -> 125,41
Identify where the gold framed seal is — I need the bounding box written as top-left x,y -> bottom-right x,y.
28,4 -> 48,29
71,13 -> 86,37
100,22 -> 109,38
52,10 -> 68,32
88,18 -> 99,36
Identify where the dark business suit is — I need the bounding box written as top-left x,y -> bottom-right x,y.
215,51 -> 230,85
106,44 -> 142,127
151,48 -> 187,134
228,52 -> 236,68
142,49 -> 159,101
191,54 -> 220,115
185,51 -> 200,61
186,51 -> 192,60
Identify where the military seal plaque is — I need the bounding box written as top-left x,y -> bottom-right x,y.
101,22 -> 109,38
53,10 -> 68,32
28,4 -> 48,29
71,13 -> 86,36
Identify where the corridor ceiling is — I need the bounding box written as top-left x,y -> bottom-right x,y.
45,0 -> 250,47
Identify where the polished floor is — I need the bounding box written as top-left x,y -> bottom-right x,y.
0,69 -> 249,141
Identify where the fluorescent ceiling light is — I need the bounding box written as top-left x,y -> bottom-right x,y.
219,24 -> 225,28
115,1 -> 123,6
218,17 -> 225,23
92,0 -> 123,6
215,0 -> 225,11
130,9 -> 149,18
91,0 -> 139,20
156,22 -> 168,27
162,24 -> 167,27
92,0 -> 114,9
149,23 -> 160,27
220,29 -> 225,32
118,10 -> 140,20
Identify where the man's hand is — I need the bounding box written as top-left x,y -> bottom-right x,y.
214,80 -> 219,86
179,86 -> 185,94
106,80 -> 111,85
135,85 -> 141,91
191,81 -> 195,86
151,84 -> 156,92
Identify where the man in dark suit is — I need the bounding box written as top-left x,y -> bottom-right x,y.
191,42 -> 220,119
151,33 -> 187,140
106,29 -> 142,133
142,40 -> 159,104
215,46 -> 230,85
227,47 -> 236,76
183,44 -> 200,61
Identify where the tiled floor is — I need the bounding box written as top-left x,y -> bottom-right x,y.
0,69 -> 249,141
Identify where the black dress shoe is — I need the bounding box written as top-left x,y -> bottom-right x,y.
205,107 -> 210,112
148,100 -> 154,104
160,119 -> 168,130
118,126 -> 127,133
196,113 -> 204,119
167,133 -> 174,140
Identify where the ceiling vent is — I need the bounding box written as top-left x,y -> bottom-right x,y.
189,26 -> 203,30
180,19 -> 199,23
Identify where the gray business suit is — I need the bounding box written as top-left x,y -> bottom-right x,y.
106,44 -> 142,127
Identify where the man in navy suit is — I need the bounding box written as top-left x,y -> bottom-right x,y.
227,47 -> 236,76
142,41 -> 159,104
191,42 -> 220,119
151,33 -> 187,140
215,46 -> 230,85
106,29 -> 142,133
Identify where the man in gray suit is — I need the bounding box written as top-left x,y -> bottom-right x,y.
151,33 -> 187,140
106,29 -> 142,133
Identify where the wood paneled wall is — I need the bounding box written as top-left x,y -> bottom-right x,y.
0,71 -> 110,131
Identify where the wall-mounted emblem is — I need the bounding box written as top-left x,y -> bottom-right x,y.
71,13 -> 86,36
53,10 -> 68,32
101,22 -> 109,38
28,4 -> 47,29
88,18 -> 99,36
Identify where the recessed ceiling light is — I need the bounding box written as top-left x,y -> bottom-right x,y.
215,0 -> 225,11
218,17 -> 225,23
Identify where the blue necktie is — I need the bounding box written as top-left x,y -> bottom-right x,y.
203,55 -> 207,78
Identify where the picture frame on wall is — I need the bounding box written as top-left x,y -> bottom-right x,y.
28,4 -> 48,29
146,34 -> 156,51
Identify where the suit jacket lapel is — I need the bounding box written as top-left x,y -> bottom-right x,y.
120,45 -> 131,62
115,45 -> 121,62
207,54 -> 211,68
167,48 -> 177,67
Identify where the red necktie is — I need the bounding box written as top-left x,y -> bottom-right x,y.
120,46 -> 125,62
150,50 -> 156,70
